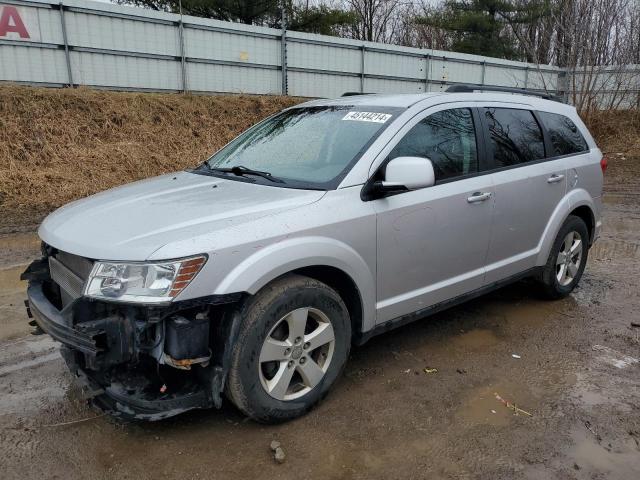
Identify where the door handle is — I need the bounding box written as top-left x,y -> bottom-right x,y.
547,174 -> 565,184
467,192 -> 492,203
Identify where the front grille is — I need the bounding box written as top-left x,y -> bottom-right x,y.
48,251 -> 94,304
55,251 -> 94,279
49,257 -> 86,300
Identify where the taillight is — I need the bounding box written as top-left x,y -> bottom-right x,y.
600,155 -> 608,174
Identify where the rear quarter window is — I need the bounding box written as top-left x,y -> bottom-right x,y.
538,111 -> 589,156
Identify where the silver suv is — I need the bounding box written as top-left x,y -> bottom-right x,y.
23,87 -> 605,422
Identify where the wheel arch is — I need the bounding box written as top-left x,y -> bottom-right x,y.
213,236 -> 376,333
536,189 -> 597,266
569,205 -> 595,244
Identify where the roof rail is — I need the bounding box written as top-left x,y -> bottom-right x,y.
445,84 -> 563,102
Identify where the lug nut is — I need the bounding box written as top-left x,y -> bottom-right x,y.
303,342 -> 310,350
294,337 -> 302,344
284,348 -> 291,355
299,357 -> 306,364
287,360 -> 294,368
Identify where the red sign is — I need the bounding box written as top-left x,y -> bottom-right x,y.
0,5 -> 31,39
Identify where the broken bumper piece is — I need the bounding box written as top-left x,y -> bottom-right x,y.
27,282 -> 99,355
57,345 -> 210,421
25,269 -> 242,421
95,387 -> 207,422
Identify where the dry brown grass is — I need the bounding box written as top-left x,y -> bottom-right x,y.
581,108 -> 640,154
0,85 -> 302,232
0,85 -> 637,232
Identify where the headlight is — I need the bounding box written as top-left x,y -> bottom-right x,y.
84,255 -> 207,304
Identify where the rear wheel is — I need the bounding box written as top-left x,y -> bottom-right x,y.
226,274 -> 351,423
539,215 -> 589,299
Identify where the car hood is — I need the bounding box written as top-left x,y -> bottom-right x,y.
39,171 -> 326,261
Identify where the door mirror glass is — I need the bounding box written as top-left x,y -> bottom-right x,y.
383,156 -> 435,190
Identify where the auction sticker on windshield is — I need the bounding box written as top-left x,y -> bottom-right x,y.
342,111 -> 392,123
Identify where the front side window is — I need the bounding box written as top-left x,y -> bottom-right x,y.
538,111 -> 589,156
484,108 -> 545,167
201,106 -> 401,189
389,108 -> 478,182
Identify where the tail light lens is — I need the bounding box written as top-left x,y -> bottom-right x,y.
600,155 -> 608,174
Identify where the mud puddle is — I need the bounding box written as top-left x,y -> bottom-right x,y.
0,231 -> 40,340
459,382 -> 537,427
567,426 -> 640,480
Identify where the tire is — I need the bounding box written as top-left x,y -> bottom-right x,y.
226,274 -> 351,423
539,215 -> 589,299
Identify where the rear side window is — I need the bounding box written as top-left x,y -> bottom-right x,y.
484,108 -> 545,167
538,111 -> 589,156
389,108 -> 478,182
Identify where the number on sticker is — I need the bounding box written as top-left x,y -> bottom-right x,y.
342,112 -> 392,123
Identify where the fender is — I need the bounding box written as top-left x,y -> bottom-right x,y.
535,188 -> 596,266
213,236 -> 377,332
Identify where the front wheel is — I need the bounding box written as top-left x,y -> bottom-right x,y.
539,215 -> 589,299
226,274 -> 351,423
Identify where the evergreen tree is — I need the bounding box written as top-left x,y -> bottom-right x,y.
118,0 -> 355,32
288,5 -> 356,36
416,0 -> 550,60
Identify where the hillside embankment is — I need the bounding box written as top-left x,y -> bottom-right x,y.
0,85 -> 637,232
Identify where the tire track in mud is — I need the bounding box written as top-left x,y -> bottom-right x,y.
0,336 -> 59,376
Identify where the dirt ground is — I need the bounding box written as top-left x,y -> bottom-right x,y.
0,156 -> 639,480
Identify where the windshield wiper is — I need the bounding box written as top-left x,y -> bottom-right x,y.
209,165 -> 285,184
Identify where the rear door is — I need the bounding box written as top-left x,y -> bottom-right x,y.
480,105 -> 567,283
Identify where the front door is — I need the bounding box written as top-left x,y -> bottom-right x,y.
373,107 -> 494,324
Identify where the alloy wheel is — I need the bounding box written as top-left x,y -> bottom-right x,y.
258,307 -> 335,401
556,230 -> 583,287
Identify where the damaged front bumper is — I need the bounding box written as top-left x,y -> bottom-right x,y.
23,257 -> 243,421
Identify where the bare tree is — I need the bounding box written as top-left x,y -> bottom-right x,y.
395,2 -> 454,50
499,0 -> 639,111
554,0 -> 639,110
346,0 -> 402,42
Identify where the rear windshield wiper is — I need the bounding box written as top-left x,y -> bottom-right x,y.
209,165 -> 286,184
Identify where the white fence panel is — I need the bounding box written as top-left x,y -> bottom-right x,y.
364,77 -> 423,94
287,40 -> 359,73
187,62 -> 280,94
30,4 -> 64,43
288,70 -> 359,98
64,10 -> 178,56
0,44 -> 68,84
0,0 -> 637,107
365,50 -> 423,80
71,51 -> 181,89
185,27 -> 279,67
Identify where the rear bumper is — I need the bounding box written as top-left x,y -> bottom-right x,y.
591,196 -> 604,245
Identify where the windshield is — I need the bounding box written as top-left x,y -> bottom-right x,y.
200,106 -> 401,189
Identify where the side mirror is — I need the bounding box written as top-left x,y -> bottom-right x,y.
382,156 -> 435,190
